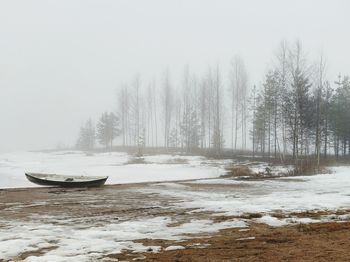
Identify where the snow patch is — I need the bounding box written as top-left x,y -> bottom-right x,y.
257,216 -> 288,227
164,245 -> 185,251
144,166 -> 350,218
236,237 -> 255,241
0,217 -> 246,261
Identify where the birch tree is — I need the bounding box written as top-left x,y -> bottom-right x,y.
230,56 -> 248,151
212,66 -> 224,156
118,84 -> 130,147
162,69 -> 173,150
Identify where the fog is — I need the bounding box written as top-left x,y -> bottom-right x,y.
0,0 -> 349,152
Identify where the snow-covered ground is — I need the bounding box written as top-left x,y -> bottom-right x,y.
1,151 -> 350,261
150,166 -> 350,216
0,217 -> 246,262
0,151 -> 223,188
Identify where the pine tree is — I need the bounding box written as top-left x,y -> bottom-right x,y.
252,91 -> 267,155
76,119 -> 95,150
330,76 -> 350,157
168,128 -> 178,148
285,67 -> 312,161
96,112 -> 120,150
180,106 -> 201,153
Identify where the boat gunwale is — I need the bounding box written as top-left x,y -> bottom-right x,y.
25,173 -> 108,187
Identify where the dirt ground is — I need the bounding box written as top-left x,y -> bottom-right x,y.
106,222 -> 350,262
1,184 -> 350,262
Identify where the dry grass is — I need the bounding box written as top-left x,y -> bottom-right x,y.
224,165 -> 254,177
164,158 -> 189,164
291,158 -> 330,176
125,157 -> 147,164
107,221 -> 350,262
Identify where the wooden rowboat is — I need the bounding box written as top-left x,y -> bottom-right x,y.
25,173 -> 108,187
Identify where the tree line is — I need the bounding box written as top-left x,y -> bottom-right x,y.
76,112 -> 120,151
76,40 -> 350,165
251,41 -> 350,168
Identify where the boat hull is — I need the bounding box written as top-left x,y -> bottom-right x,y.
25,173 -> 108,188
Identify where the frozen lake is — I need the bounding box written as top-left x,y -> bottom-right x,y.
0,151 -> 224,188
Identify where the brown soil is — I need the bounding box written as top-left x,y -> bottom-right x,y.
106,221 -> 350,262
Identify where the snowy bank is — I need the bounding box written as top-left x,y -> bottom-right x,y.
0,151 -> 224,188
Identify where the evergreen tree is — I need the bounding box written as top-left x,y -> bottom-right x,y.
76,119 -> 95,150
180,107 -> 201,152
168,127 -> 179,148
330,76 -> 350,157
251,92 -> 267,155
251,71 -> 281,158
97,112 -> 121,150
286,67 -> 312,160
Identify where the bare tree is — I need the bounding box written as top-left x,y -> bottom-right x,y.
117,83 -> 130,147
162,69 -> 173,150
152,79 -> 159,148
230,56 -> 248,151
130,75 -> 141,147
212,65 -> 224,156
314,54 -> 327,167
274,40 -> 289,160
199,77 -> 208,150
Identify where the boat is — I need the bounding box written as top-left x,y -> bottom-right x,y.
25,173 -> 108,187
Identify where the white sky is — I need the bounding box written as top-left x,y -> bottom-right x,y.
0,0 -> 349,152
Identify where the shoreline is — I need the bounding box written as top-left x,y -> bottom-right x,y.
1,165 -> 350,261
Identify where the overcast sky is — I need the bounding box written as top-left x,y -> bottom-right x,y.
0,0 -> 349,152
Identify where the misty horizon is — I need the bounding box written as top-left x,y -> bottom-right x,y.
1,0 -> 349,152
